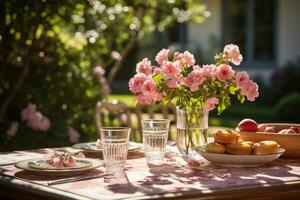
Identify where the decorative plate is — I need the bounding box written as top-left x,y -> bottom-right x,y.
194,147 -> 285,167
73,141 -> 142,153
15,158 -> 103,176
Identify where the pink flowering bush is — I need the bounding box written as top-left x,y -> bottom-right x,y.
129,44 -> 259,114
92,66 -> 111,97
21,103 -> 51,132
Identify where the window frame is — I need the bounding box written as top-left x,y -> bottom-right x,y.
221,0 -> 278,68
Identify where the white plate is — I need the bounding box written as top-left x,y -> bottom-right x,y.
194,147 -> 285,167
27,159 -> 92,170
15,158 -> 103,176
73,142 -> 142,153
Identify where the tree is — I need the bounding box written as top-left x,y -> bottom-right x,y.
0,0 -> 208,149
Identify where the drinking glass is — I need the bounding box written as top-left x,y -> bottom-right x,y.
142,119 -> 170,165
100,127 -> 131,173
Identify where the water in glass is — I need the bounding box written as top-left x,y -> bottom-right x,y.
142,119 -> 170,165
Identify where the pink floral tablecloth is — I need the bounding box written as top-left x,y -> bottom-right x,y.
0,146 -> 300,200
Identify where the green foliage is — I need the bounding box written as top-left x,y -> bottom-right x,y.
275,93 -> 300,122
0,0 -> 208,150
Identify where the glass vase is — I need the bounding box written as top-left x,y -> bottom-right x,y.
176,107 -> 208,156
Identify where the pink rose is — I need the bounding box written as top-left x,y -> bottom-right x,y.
183,69 -> 205,92
223,44 -> 243,65
129,73 -> 148,93
111,50 -> 122,61
217,64 -> 235,82
153,67 -> 162,75
92,66 -> 105,78
141,79 -> 156,95
155,49 -> 169,65
166,79 -> 178,88
181,51 -> 195,66
162,61 -> 181,80
240,80 -> 259,101
136,94 -> 153,105
6,122 -> 19,138
136,58 -> 153,75
173,51 -> 183,61
153,92 -> 163,101
68,127 -> 80,143
202,64 -> 217,79
235,71 -> 249,87
204,97 -> 219,112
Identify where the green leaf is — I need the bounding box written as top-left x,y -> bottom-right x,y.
229,86 -> 237,95
238,93 -> 246,104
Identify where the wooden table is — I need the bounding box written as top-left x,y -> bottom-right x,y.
0,146 -> 300,200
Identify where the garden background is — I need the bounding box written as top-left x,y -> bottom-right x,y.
1,0 -> 299,151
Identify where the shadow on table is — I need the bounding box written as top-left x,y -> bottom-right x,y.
105,158 -> 300,196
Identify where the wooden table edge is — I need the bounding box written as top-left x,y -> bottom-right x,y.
0,174 -> 94,200
1,173 -> 300,200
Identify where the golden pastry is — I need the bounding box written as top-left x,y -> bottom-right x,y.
226,142 -> 253,155
205,142 -> 226,154
253,141 -> 280,155
214,130 -> 240,144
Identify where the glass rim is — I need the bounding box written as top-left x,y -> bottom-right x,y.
142,119 -> 170,123
100,127 -> 131,131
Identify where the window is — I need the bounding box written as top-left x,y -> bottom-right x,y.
223,0 -> 276,67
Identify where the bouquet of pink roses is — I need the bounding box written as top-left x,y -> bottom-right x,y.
129,44 -> 259,114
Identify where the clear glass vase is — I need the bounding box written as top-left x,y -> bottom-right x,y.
176,107 -> 208,156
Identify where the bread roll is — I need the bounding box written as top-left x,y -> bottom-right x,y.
226,142 -> 253,155
253,141 -> 280,155
214,130 -> 240,144
205,142 -> 226,154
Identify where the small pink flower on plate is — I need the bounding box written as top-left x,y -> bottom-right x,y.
96,139 -> 102,149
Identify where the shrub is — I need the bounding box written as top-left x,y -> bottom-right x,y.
275,93 -> 300,122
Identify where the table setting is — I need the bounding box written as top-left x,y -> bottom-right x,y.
1,44 -> 300,200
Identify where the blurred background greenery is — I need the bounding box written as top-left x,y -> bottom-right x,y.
0,0 -> 299,151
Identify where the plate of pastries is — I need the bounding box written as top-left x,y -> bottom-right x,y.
236,118 -> 300,158
194,130 -> 285,166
